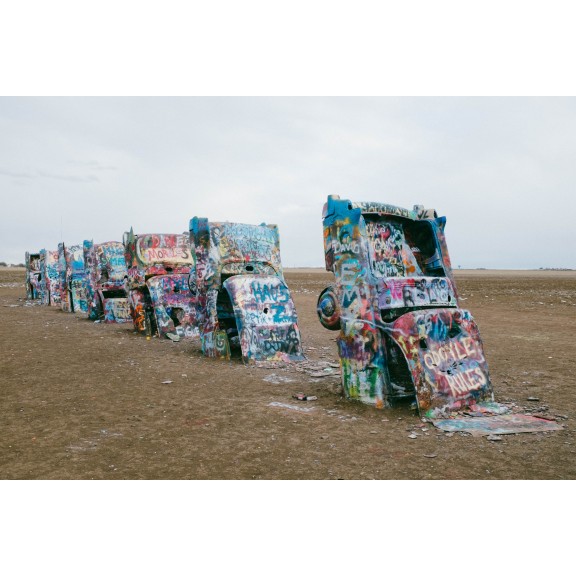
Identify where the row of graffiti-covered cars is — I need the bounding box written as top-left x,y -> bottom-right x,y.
24,198 -> 566,437
26,219 -> 306,364
25,199 -> 490,401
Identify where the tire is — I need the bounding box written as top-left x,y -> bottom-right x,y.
317,285 -> 341,331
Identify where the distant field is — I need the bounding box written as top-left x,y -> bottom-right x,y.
286,267 -> 576,278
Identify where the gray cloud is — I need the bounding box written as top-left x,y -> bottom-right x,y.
0,168 -> 99,183
66,160 -> 117,171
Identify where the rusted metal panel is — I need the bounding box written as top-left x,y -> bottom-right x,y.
25,251 -> 42,300
318,194 -> 492,415
190,218 -> 304,363
123,230 -> 198,338
83,240 -> 130,323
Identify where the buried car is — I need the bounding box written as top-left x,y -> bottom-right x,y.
84,240 -> 130,323
123,230 -> 198,339
39,249 -> 63,306
59,243 -> 89,314
317,195 -> 493,418
190,218 -> 304,363
25,251 -> 42,300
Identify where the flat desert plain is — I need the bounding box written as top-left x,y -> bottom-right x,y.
1,268 -> 575,479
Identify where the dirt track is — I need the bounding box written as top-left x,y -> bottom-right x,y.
1,268 -> 575,479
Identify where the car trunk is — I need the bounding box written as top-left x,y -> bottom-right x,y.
223,275 -> 305,364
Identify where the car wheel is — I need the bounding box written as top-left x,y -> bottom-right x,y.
317,285 -> 341,331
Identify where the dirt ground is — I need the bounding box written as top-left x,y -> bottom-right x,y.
1,267 -> 575,479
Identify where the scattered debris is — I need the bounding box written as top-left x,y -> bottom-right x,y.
161,380 -> 173,385
486,435 -> 503,442
423,453 -> 437,458
292,394 -> 318,402
527,397 -> 540,402
166,333 -> 181,342
433,414 -> 563,436
263,374 -> 295,384
268,402 -> 315,413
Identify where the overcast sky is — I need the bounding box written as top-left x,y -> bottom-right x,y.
0,97 -> 574,268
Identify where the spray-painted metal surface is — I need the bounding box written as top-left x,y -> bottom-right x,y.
190,218 -> 304,363
57,243 -> 69,311
318,195 -> 493,417
37,250 -> 48,304
123,230 -> 198,339
84,240 -> 130,323
42,249 -> 63,307
25,252 -> 42,300
61,244 -> 89,314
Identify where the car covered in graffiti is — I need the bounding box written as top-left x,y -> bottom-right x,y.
190,218 -> 305,364
59,243 -> 89,314
39,249 -> 63,306
25,251 -> 42,300
123,230 -> 198,339
317,195 -> 493,418
84,240 -> 131,323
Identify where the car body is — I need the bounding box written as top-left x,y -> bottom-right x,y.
38,249 -> 62,306
57,243 -> 69,311
190,218 -> 305,364
317,195 -> 493,417
123,230 -> 198,339
60,243 -> 89,314
44,249 -> 63,306
25,251 -> 42,300
84,240 -> 131,323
